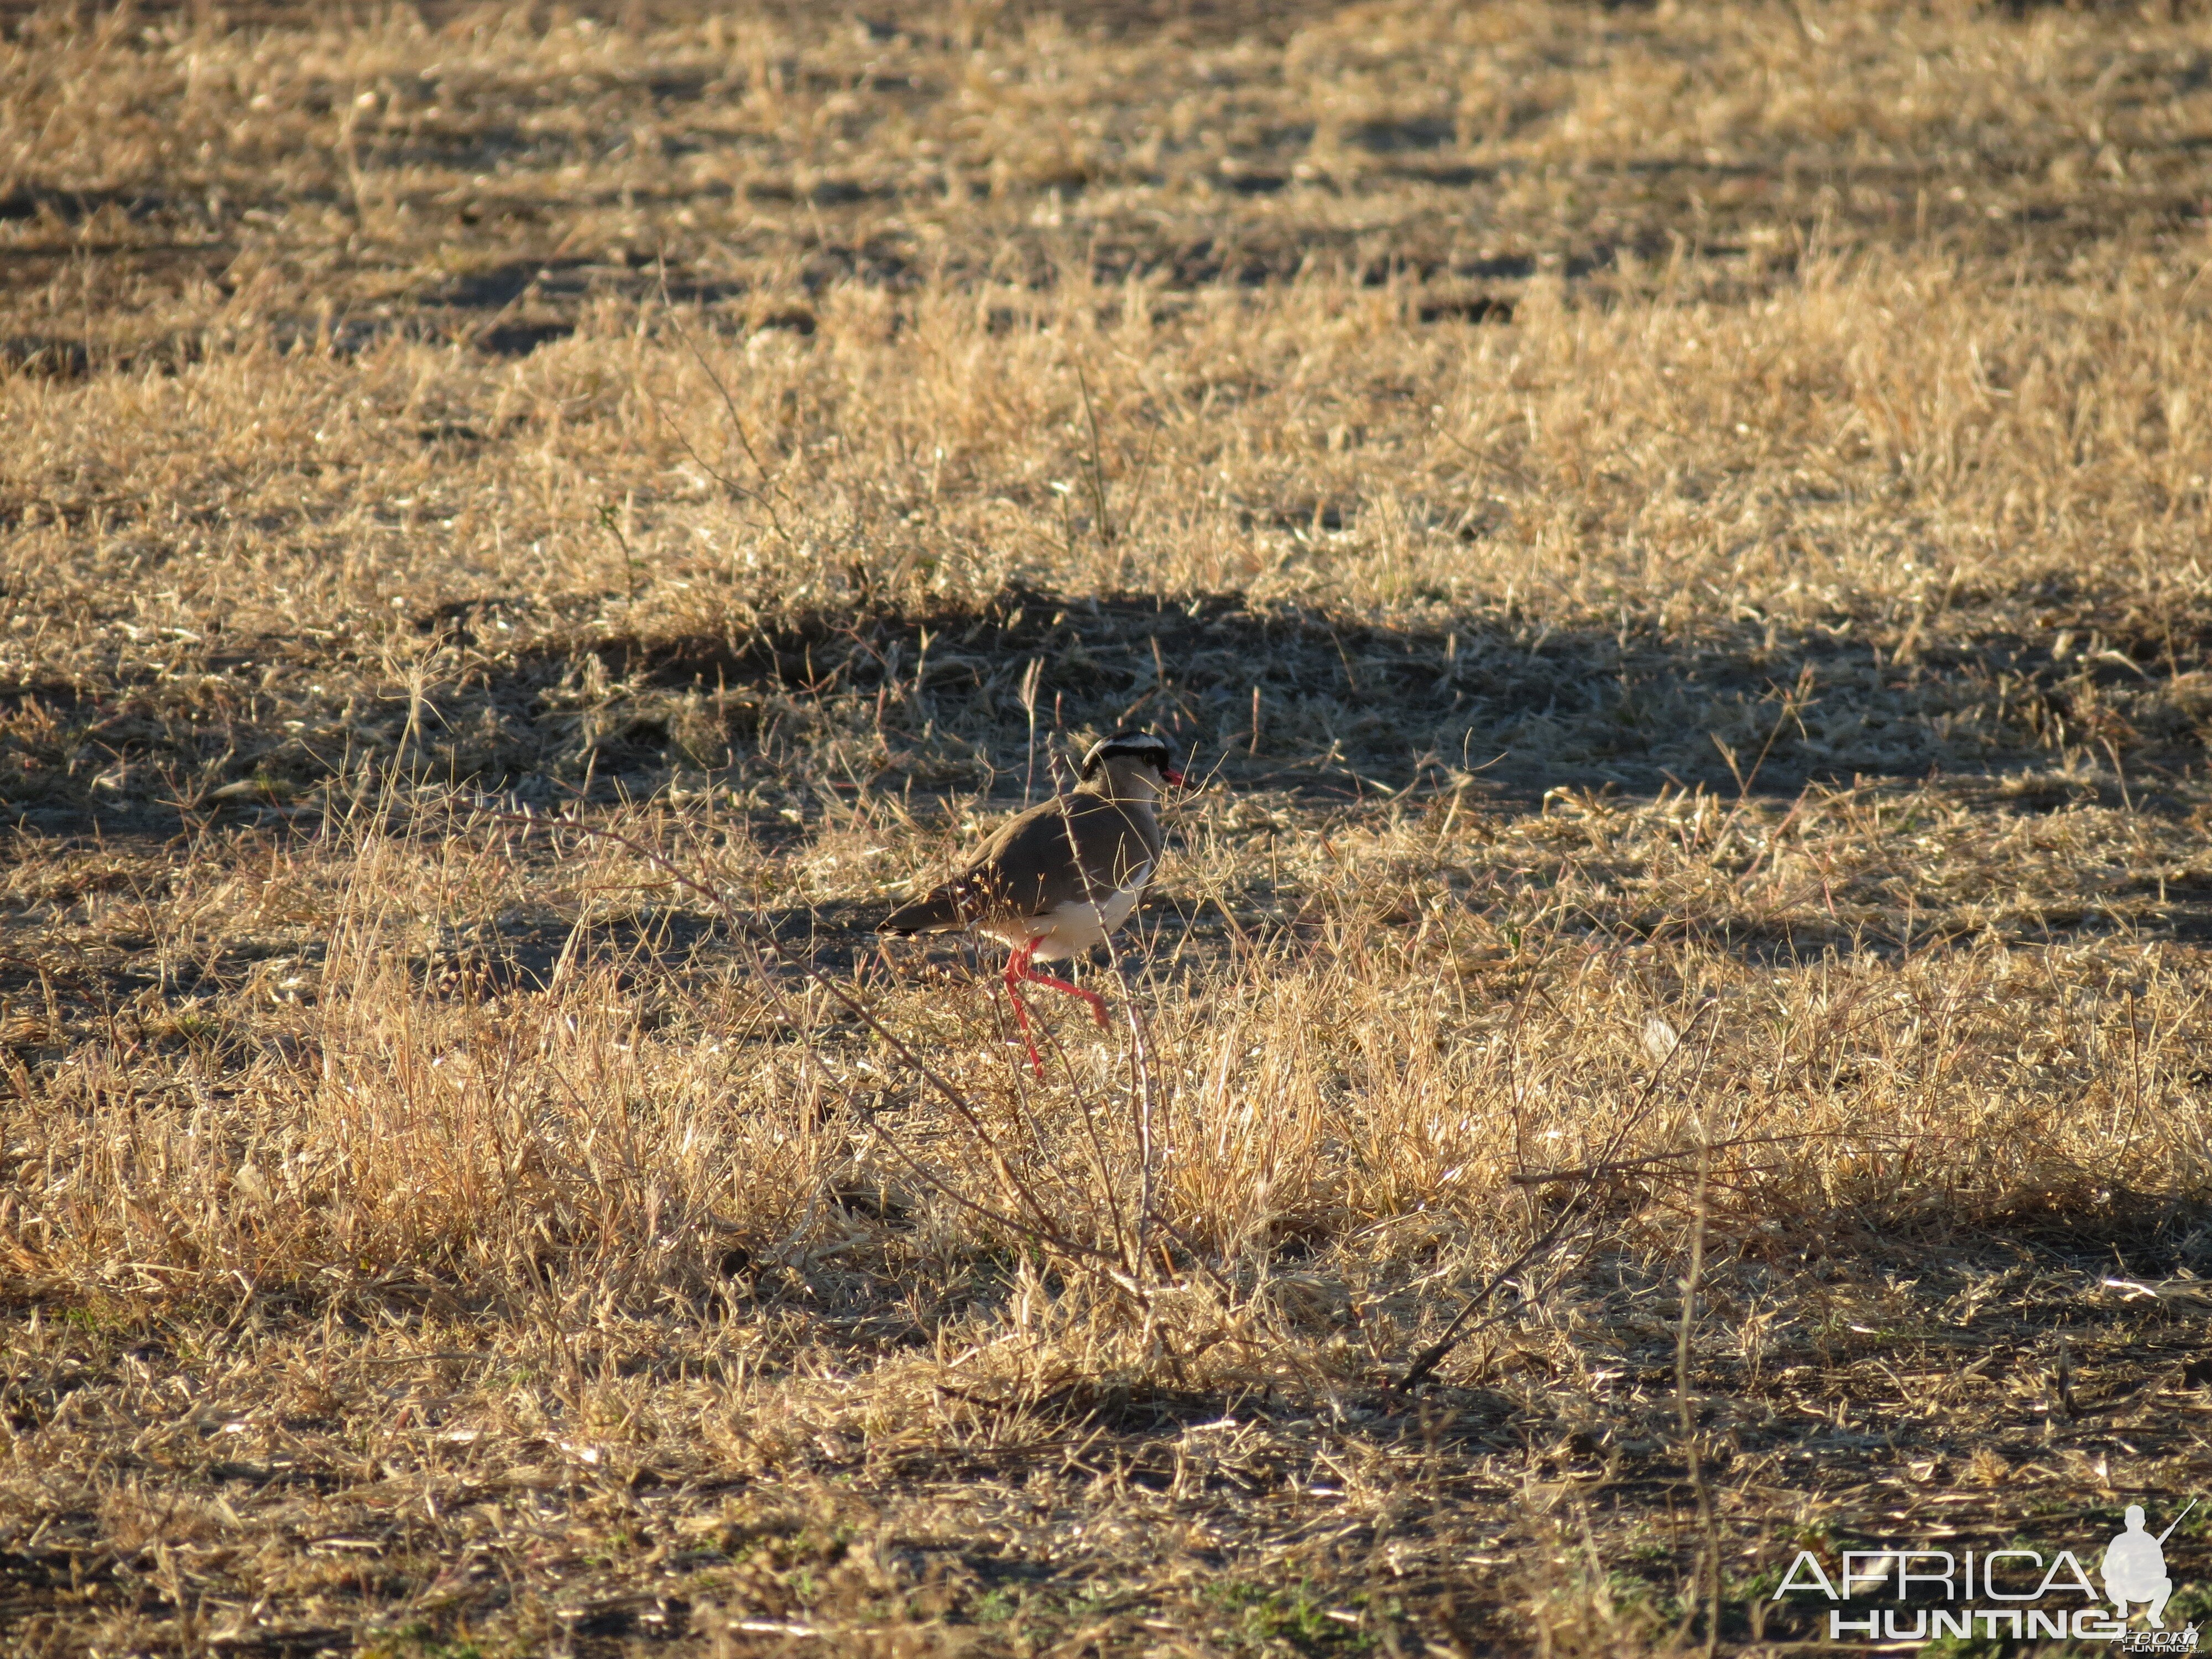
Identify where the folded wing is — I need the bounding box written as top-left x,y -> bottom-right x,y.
879,794 -> 1161,934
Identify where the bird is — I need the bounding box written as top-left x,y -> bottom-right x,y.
880,731 -> 1184,1074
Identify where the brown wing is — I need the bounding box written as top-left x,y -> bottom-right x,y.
878,794 -> 1064,933
878,791 -> 1160,933
983,792 -> 1162,917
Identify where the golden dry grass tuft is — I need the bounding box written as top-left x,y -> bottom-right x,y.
7,2 -> 2212,1653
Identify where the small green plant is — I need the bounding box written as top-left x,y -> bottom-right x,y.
1204,1579 -> 1373,1653
362,1624 -> 495,1659
971,1585 -> 1019,1624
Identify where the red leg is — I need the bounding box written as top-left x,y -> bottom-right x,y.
1002,942 -> 1045,1076
1019,967 -> 1110,1029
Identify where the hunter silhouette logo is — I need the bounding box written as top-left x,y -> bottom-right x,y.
1770,1498 -> 2200,1645
2106,1501 -> 2193,1630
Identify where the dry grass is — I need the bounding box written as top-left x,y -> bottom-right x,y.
7,2 -> 2212,1653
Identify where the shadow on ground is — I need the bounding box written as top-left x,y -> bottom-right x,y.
8,579 -> 2198,840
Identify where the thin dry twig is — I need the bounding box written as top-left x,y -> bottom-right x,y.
502,809 -> 1119,1266
1399,1000 -> 1719,1392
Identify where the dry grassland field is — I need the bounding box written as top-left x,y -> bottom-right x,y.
12,0 -> 2212,1653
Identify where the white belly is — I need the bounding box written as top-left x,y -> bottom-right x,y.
979,867 -> 1148,959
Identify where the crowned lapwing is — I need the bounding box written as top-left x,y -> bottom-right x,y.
880,731 -> 1182,1074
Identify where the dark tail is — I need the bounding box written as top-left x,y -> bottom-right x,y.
879,887 -> 964,935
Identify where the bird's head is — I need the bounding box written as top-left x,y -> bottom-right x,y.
1079,731 -> 1183,794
